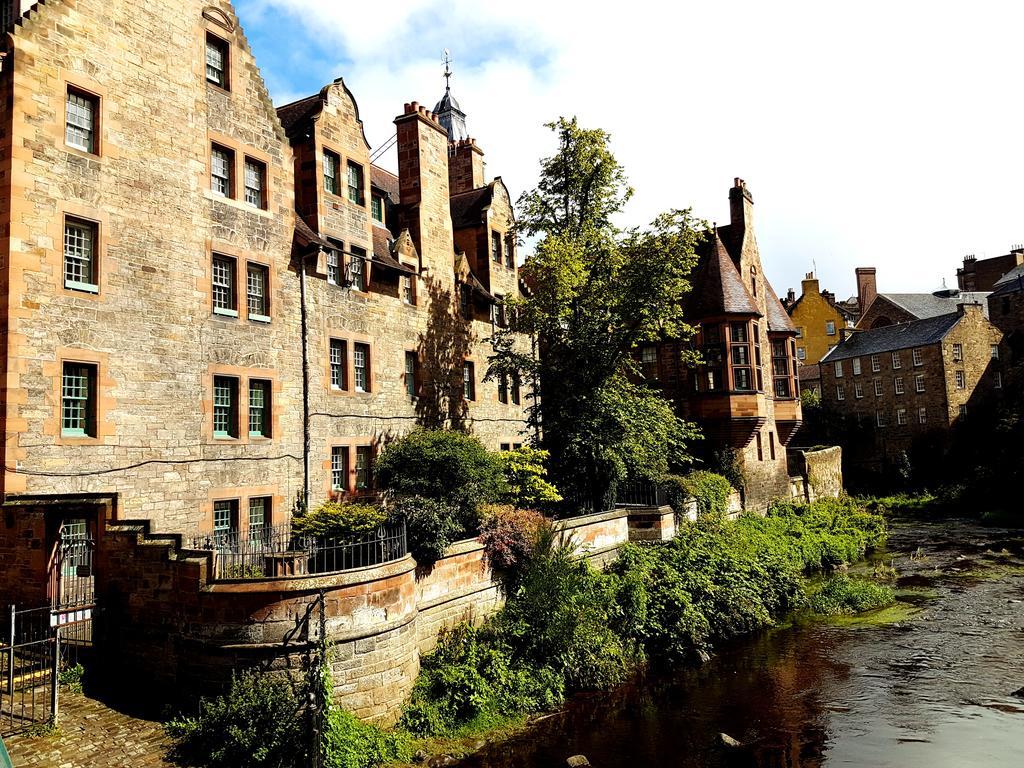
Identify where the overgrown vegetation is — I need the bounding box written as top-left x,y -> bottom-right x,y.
662,471 -> 734,518
292,501 -> 387,539
808,574 -> 895,616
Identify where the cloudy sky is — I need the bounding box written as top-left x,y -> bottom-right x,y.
237,0 -> 1023,301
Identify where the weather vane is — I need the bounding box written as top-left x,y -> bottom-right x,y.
443,48 -> 452,92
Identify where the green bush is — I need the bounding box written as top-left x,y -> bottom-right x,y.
166,671 -> 305,768
390,495 -> 466,565
375,430 -> 507,514
809,574 -> 895,615
323,708 -> 412,768
495,447 -> 562,508
665,471 -> 733,518
293,501 -> 386,539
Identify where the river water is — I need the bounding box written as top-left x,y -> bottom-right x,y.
456,518 -> 1024,768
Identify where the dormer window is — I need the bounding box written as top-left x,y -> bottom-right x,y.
323,150 -> 340,196
205,33 -> 230,89
371,194 -> 384,222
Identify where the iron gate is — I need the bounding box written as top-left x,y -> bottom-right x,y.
49,521 -> 96,673
1,605 -> 56,736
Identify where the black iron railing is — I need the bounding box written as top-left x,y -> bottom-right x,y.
614,479 -> 669,508
187,519 -> 408,581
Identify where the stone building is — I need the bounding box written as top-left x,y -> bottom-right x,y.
0,0 -> 530,607
819,303 -> 1003,473
958,248 -> 1024,292
857,280 -> 989,330
784,272 -> 858,365
987,263 -> 1024,360
646,179 -> 801,511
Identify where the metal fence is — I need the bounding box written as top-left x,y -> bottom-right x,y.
614,479 -> 669,508
188,519 -> 408,581
1,606 -> 56,736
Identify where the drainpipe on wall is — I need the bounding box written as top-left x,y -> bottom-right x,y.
298,248 -> 318,510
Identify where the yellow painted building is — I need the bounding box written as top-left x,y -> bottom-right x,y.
786,274 -> 857,364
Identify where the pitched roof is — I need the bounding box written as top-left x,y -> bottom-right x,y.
293,214 -> 330,249
799,363 -> 821,382
450,185 -> 493,229
764,279 -> 797,333
821,313 -> 962,363
684,231 -> 760,320
991,264 -> 1024,296
878,291 -> 990,320
371,165 -> 400,202
371,225 -> 416,274
276,94 -> 321,135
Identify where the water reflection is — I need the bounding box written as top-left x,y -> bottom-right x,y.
457,520 -> 1024,768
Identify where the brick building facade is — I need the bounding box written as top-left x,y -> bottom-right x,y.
820,303 -> 1002,472
0,0 -> 531,606
958,248 -> 1024,292
646,179 -> 801,511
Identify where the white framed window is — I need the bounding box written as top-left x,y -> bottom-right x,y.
896,407 -> 908,425
834,360 -> 844,378
212,254 -> 237,315
491,232 -> 502,263
892,351 -> 902,369
405,351 -> 417,398
854,381 -> 864,398
463,361 -> 476,401
248,497 -> 269,535
991,344 -> 1000,360
796,327 -> 804,339
952,343 -> 963,362
874,379 -> 883,397
876,410 -> 887,427
826,320 -> 836,336
66,87 -> 98,153
504,236 -> 515,268
323,150 -> 340,196
912,348 -> 923,366
64,217 -> 99,292
918,406 -> 927,424
244,158 -> 266,208
246,263 -> 269,320
331,446 -> 348,492
330,339 -> 346,390
348,246 -> 366,291
371,194 -> 384,222
355,446 -> 373,490
401,274 -> 415,305
353,343 -> 370,393
995,371 -> 1003,389
955,370 -> 966,389
915,374 -> 925,393
248,379 -> 271,438
61,362 -> 97,437
213,376 -> 238,438
642,346 -> 658,378
894,376 -> 904,395
836,384 -> 845,401
327,247 -> 341,286
211,145 -> 233,197
797,347 -> 806,360
852,357 -> 861,375
871,355 -> 880,372
213,499 -> 238,537
205,33 -> 229,88
347,161 -> 364,205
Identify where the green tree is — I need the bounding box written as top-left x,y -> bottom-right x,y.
490,118 -> 701,509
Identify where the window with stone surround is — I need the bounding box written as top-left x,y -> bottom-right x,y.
211,144 -> 233,197
323,150 -> 340,196
504,236 -> 515,269
730,322 -> 753,392
463,361 -> 476,401
212,254 -> 237,315
897,407 -> 908,425
913,348 -> 923,366
213,499 -> 238,537
894,376 -> 904,395
61,362 -> 97,437
355,446 -> 373,490
892,351 -> 902,369
915,374 -> 925,393
246,263 -> 269,321
871,354 -> 880,372
852,357 -> 861,375
874,379 -> 883,397
248,379 -> 271,438
371,194 -> 384,222
826,320 -> 835,336
64,217 -> 99,293
642,346 -> 658,379
330,339 -> 347,390
66,87 -> 99,154
205,33 -> 230,89
797,347 -> 806,360
498,372 -> 509,404
952,343 -> 963,362
772,341 -> 791,398
402,274 -> 415,305
836,384 -> 845,401
326,242 -> 342,286
854,381 -> 863,399
460,283 -> 473,321
353,343 -> 370,393
955,370 -> 966,389
213,376 -> 239,439
511,372 -> 522,405
348,246 -> 367,291
876,410 -> 887,428
331,447 -> 348,492
405,351 -> 418,398
244,158 -> 267,209
834,360 -> 843,378
991,344 -> 1000,360
347,161 -> 364,205
492,232 -> 502,263
248,497 -> 270,539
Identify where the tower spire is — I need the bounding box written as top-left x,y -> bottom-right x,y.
443,48 -> 452,93
433,48 -> 469,142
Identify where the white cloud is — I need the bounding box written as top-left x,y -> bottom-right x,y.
246,0 -> 1024,298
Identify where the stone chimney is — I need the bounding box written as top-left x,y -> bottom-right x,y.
394,102 -> 454,275
957,302 -> 983,318
729,177 -> 754,235
801,273 -> 820,299
856,267 -> 877,314
786,287 -> 796,304
448,138 -> 485,195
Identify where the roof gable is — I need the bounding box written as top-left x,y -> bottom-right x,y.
684,231 -> 760,320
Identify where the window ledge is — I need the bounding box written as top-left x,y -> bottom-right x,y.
65,280 -> 99,294
248,313 -> 271,324
213,307 -> 239,318
61,429 -> 91,438
213,434 -> 239,441
249,432 -> 272,439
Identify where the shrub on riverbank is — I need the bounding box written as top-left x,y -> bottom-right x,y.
662,471 -> 733,518
809,574 -> 895,615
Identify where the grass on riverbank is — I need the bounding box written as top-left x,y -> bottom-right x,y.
808,574 -> 895,616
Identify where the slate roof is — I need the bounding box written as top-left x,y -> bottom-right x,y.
371,165 -> 400,202
276,94 -> 321,135
798,363 -> 821,382
990,264 -> 1024,296
821,313 -> 962,363
764,279 -> 797,333
684,231 -> 761,320
877,291 -> 990,320
293,214 -> 330,249
371,225 -> 416,274
450,185 -> 493,229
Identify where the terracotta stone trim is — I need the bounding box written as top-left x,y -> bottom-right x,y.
204,552 -> 415,592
